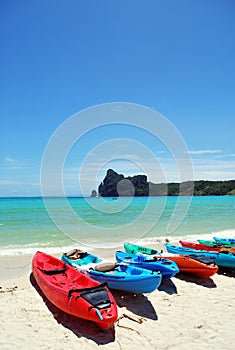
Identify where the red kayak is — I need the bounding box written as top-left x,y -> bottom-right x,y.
180,240 -> 230,252
32,251 -> 118,329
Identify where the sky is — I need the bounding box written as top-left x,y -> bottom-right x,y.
1,0 -> 235,197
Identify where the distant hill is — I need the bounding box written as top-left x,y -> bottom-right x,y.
98,169 -> 235,197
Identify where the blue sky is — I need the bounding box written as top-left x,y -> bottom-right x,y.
1,0 -> 235,196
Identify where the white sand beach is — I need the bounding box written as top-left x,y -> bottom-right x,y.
1,246 -> 235,350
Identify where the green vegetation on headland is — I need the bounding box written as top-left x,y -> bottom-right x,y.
97,169 -> 235,197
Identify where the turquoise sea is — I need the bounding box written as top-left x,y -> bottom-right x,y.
0,196 -> 235,256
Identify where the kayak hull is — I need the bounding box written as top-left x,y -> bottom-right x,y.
88,265 -> 162,293
124,242 -> 218,278
198,239 -> 232,247
116,250 -> 179,279
165,244 -> 235,269
213,237 -> 235,245
62,251 -> 162,294
32,251 -> 118,329
124,242 -> 158,255
179,240 -> 232,252
183,240 -> 235,252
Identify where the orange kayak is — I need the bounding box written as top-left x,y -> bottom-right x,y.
32,251 -> 118,329
124,242 -> 218,278
154,253 -> 218,278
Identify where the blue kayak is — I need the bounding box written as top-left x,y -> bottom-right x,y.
116,250 -> 179,279
62,250 -> 162,294
165,243 -> 235,269
62,249 -> 102,267
213,237 -> 235,245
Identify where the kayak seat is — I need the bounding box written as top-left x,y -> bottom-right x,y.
83,288 -> 112,310
162,261 -> 173,265
94,262 -> 118,273
68,283 -> 112,309
128,268 -> 143,275
65,249 -> 88,260
188,255 -> 216,265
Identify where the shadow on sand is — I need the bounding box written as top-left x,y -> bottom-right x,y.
158,278 -> 178,295
30,273 -> 115,345
111,289 -> 158,320
217,268 -> 235,278
175,273 -> 217,288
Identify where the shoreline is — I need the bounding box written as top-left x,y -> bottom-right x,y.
1,245 -> 235,349
1,227 -> 235,258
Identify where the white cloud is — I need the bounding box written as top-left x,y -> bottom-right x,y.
0,180 -> 22,185
0,179 -> 40,186
21,153 -> 235,197
3,156 -> 17,164
216,154 -> 235,158
1,156 -> 36,171
188,149 -> 222,155
39,147 -> 235,197
191,157 -> 235,180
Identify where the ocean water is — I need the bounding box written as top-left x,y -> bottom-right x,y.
0,196 -> 235,256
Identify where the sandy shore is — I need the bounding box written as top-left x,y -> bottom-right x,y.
1,245 -> 235,350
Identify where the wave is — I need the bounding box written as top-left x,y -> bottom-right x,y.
131,228 -> 235,246
1,227 -> 235,256
0,243 -> 92,257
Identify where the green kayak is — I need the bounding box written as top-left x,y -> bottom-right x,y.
198,239 -> 235,248
124,242 -> 159,255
